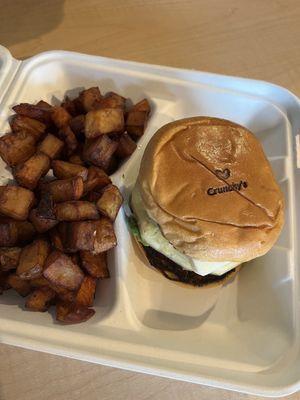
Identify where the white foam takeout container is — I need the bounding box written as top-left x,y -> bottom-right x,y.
0,44 -> 300,397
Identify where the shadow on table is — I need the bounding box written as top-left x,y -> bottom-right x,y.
0,0 -> 64,53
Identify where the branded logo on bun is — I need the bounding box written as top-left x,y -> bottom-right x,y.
207,180 -> 248,196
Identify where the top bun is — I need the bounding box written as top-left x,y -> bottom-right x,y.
137,117 -> 284,263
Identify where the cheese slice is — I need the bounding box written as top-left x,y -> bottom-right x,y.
131,186 -> 239,276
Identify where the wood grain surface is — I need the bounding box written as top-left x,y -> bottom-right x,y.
1,0 -> 300,399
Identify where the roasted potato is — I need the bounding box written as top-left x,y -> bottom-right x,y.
25,286 -> 56,311
16,239 -> 50,280
115,133 -> 137,159
96,184 -> 123,221
65,218 -> 116,253
0,247 -> 21,272
0,219 -> 18,247
0,186 -> 35,220
55,201 -> 99,221
56,301 -> 95,324
85,108 -> 124,138
10,115 -> 46,141
61,96 -> 77,117
29,209 -> 58,233
30,276 -> 50,288
80,251 -> 109,279
7,274 -> 31,297
83,166 -> 111,194
43,251 -> 84,291
57,125 -> 78,155
14,152 -> 51,190
51,106 -> 72,129
16,220 -> 36,245
38,134 -> 64,159
0,132 -> 36,166
94,92 -> 126,110
83,135 -> 118,171
52,160 -> 88,180
75,276 -> 97,307
78,87 -> 102,112
126,98 -> 151,138
12,103 -> 52,125
69,114 -> 85,138
42,176 -> 84,203
68,153 -> 85,166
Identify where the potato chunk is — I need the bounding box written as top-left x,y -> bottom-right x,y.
55,201 -> 99,221
38,134 -> 64,159
75,276 -> 97,307
96,184 -> 123,221
52,160 -> 88,180
17,239 -> 50,280
83,135 -> 118,171
80,251 -> 109,279
14,153 -> 50,190
25,286 -> 56,311
0,132 -> 36,166
85,108 -> 124,138
56,301 -> 95,324
42,177 -> 84,203
0,186 -> 35,220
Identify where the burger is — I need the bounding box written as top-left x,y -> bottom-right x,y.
128,117 -> 284,287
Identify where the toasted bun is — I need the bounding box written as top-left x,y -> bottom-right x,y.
137,117 -> 284,263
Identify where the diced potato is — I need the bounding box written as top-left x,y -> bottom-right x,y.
85,108 -> 124,138
126,99 -> 150,138
86,190 -> 102,202
68,153 -> 84,165
29,209 -> 58,233
0,132 -> 36,166
42,177 -> 84,203
49,226 -> 64,252
133,98 -> 151,112
16,221 -> 36,245
0,247 -> 21,271
25,286 -> 56,311
38,134 -> 64,159
0,219 -> 18,246
83,136 -> 118,171
79,87 -> 102,112
55,201 -> 99,221
7,274 -> 31,297
51,106 -> 71,129
30,276 -> 50,288
94,92 -> 126,110
36,192 -> 56,219
43,251 -> 84,291
115,133 -> 137,159
50,284 -> 76,302
17,239 -> 50,280
12,103 -> 52,124
83,166 -> 111,194
61,96 -> 77,116
69,115 -> 85,138
75,276 -> 97,307
57,126 -> 78,155
14,152 -> 51,190
96,184 -> 123,221
56,301 -> 95,324
10,115 -> 46,141
52,160 -> 88,180
66,219 -> 116,253
0,186 -> 35,220
80,251 -> 109,279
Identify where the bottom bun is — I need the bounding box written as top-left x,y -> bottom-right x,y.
141,244 -> 241,288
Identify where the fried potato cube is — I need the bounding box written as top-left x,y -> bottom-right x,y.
25,286 -> 56,311
51,106 -> 71,129
36,100 -> 53,110
0,132 -> 36,166
30,276 -> 50,288
58,126 -> 78,155
133,98 -> 151,112
7,274 -> 31,297
0,247 -> 21,271
49,226 -> 64,252
80,251 -> 109,279
12,103 -> 52,124
79,87 -> 102,112
56,301 -> 95,324
85,108 -> 124,138
61,96 -> 78,117
75,276 -> 97,307
83,136 -> 118,171
17,239 -> 50,280
16,221 -> 36,245
0,186 -> 35,220
96,185 -> 123,221
115,133 -> 137,159
36,192 -> 56,219
38,134 -> 64,159
52,160 -> 88,180
29,209 -> 58,233
55,201 -> 99,221
43,251 -> 84,291
94,92 -> 126,110
14,152 -> 51,190
83,166 -> 111,194
10,115 -> 46,141
68,153 -> 84,166
126,99 -> 151,138
0,219 -> 18,246
67,219 -> 116,253
69,115 -> 85,138
43,177 -> 84,203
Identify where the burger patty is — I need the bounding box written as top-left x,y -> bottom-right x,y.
142,245 -> 237,287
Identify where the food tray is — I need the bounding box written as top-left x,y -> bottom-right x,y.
0,44 -> 300,397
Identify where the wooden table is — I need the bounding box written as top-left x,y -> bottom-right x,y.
1,1 -> 300,399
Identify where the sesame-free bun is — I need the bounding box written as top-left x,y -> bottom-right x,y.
137,117 -> 284,263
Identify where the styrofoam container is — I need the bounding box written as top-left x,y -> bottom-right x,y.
0,44 -> 300,397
